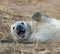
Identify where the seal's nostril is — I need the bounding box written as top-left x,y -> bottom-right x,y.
17,25 -> 23,31
21,22 -> 24,25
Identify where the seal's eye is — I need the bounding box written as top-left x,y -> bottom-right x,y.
13,27 -> 15,30
21,22 -> 24,25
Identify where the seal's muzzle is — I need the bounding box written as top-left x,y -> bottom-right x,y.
16,25 -> 26,38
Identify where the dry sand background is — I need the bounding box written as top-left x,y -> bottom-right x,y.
0,0 -> 60,54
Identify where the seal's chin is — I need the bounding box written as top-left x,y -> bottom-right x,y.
17,30 -> 26,38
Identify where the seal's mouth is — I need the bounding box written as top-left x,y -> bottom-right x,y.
17,30 -> 26,38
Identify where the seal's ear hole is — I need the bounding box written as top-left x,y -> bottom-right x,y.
32,12 -> 42,21
21,22 -> 24,25
13,26 -> 15,30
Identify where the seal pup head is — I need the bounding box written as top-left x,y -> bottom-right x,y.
10,21 -> 31,40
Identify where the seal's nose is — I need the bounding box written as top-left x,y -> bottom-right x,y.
16,25 -> 23,31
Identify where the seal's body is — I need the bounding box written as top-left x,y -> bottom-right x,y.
10,12 -> 60,42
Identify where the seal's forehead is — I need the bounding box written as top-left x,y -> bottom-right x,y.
11,21 -> 27,27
